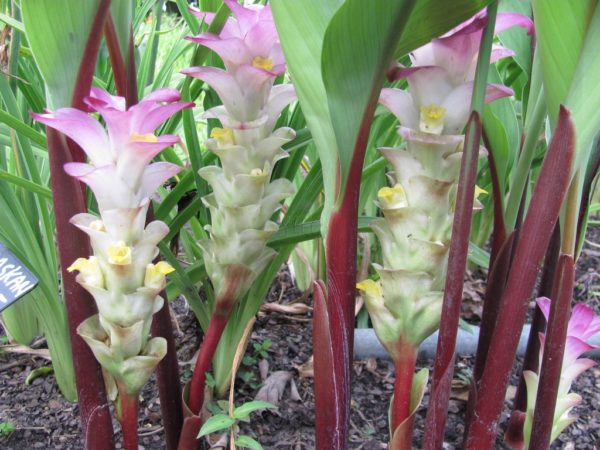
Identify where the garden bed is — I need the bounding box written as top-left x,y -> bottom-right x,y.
1,228 -> 599,450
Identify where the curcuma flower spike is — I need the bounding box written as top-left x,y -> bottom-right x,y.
521,298 -> 600,447
180,0 -> 297,425
32,87 -> 191,401
357,10 -> 531,447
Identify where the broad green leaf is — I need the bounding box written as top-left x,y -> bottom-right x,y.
482,66 -> 519,191
322,0 -> 418,203
197,414 -> 235,437
394,0 -> 492,59
235,435 -> 263,450
232,401 -> 276,420
21,0 -> 104,108
271,0 -> 342,238
566,4 -> 600,171
532,0 -> 595,123
498,0 -> 532,76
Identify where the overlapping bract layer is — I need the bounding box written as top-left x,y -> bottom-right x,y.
358,12 -> 531,352
183,0 -> 296,300
522,298 -> 600,446
33,88 -> 191,397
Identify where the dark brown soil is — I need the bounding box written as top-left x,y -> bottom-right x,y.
1,227 -> 599,449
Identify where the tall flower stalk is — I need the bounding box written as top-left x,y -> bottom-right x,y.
33,88 -> 191,450
357,13 -> 529,449
180,0 -> 296,426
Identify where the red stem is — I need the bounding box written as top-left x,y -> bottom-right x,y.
423,113 -> 481,450
392,345 -> 417,433
464,106 -> 575,450
118,389 -> 140,450
188,312 -> 230,414
529,254 -> 575,449
103,15 -> 128,99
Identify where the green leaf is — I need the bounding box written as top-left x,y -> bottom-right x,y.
322,0 -> 418,203
235,435 -> 264,450
25,366 -> 54,385
232,401 -> 276,420
21,0 -> 104,108
197,414 -> 235,438
0,170 -> 52,199
532,0 -> 595,123
0,12 -> 25,33
394,0 -> 492,59
566,4 -> 600,171
271,0 -> 342,237
0,109 -> 47,147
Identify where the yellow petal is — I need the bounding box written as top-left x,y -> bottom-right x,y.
155,261 -> 175,275
67,257 -> 91,273
252,56 -> 274,71
107,241 -> 132,265
377,184 -> 407,209
419,104 -> 446,135
210,127 -> 235,146
356,279 -> 383,298
131,132 -> 158,143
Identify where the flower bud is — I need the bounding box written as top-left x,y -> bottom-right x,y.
67,256 -> 104,288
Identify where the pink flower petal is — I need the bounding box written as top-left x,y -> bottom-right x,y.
87,87 -> 126,111
32,109 -> 112,166
64,163 -> 135,211
142,87 -> 182,103
117,135 -> 180,186
223,0 -> 261,35
485,83 -> 514,103
186,34 -> 251,69
265,84 -> 296,131
536,297 -> 551,322
405,66 -> 454,108
564,336 -> 596,365
495,12 -> 534,36
379,88 -> 419,129
139,162 -> 181,199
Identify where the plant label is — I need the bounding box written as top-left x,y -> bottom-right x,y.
0,242 -> 38,312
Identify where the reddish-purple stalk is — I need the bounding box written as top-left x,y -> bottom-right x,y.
483,129 -> 508,264
391,342 -> 418,446
464,106 -> 575,450
103,15 -> 128,100
117,387 -> 141,450
188,312 -> 230,414
314,92 -> 381,449
528,254 -> 575,449
504,224 -> 560,448
422,113 -> 481,450
44,2 -> 116,448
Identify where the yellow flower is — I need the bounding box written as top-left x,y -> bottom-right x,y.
107,241 -> 132,265
250,168 -> 265,177
377,184 -> 407,209
67,256 -> 104,288
419,104 -> 446,135
131,132 -> 158,143
356,279 -> 383,298
252,56 -> 274,71
210,127 -> 235,146
144,261 -> 175,289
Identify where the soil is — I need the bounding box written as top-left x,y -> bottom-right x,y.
1,227 -> 599,450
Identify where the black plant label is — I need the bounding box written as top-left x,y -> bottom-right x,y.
0,242 -> 38,313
